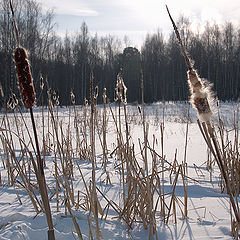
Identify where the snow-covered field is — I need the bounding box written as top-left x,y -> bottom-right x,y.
0,101 -> 239,239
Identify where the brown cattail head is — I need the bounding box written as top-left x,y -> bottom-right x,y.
187,68 -> 214,122
14,47 -> 35,109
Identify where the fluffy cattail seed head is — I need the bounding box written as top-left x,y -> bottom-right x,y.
40,74 -> 44,90
7,93 -> 18,110
14,47 -> 35,109
70,90 -> 75,104
0,82 -> 4,97
187,68 -> 214,122
103,88 -> 107,104
53,90 -> 57,101
94,86 -> 98,100
56,96 -> 60,106
84,98 -> 88,106
115,72 -> 127,104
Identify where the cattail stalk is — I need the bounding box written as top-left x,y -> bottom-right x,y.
140,70 -> 155,239
66,199 -> 83,240
115,72 -> 127,208
166,4 -> 240,227
89,72 -> 101,239
160,103 -> 165,221
102,88 -> 108,170
10,1 -> 55,238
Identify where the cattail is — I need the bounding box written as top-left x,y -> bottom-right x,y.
7,93 -> 18,110
115,72 -> 127,104
10,2 -> 55,239
52,90 -> 59,106
94,86 -> 99,100
84,98 -> 88,106
47,88 -> 51,101
166,5 -> 213,123
0,82 -> 4,97
56,96 -> 60,106
14,47 -> 35,109
187,68 -> 214,123
40,74 -> 44,90
166,4 -> 240,230
52,90 -> 57,101
70,90 -> 75,104
103,88 -> 107,103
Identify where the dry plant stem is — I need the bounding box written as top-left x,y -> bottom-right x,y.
18,109 -> 37,155
180,165 -> 188,218
117,101 -> 126,207
123,103 -> 131,222
96,186 -> 132,229
183,110 -> 189,174
4,113 -> 15,185
29,108 -> 55,240
66,199 -> 83,240
140,71 -> 154,239
166,165 -> 181,223
160,105 -> 165,221
89,74 -> 100,239
9,3 -> 54,237
182,115 -> 189,217
2,134 -> 12,185
48,101 -> 64,168
211,135 -> 240,225
54,152 -> 59,212
166,3 -> 240,229
2,136 -> 40,213
199,121 -> 240,225
87,214 -> 94,240
73,105 -> 81,158
102,89 -> 108,170
109,103 -> 126,206
75,159 -> 90,206
42,96 -> 46,165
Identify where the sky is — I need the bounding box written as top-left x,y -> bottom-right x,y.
37,0 -> 240,48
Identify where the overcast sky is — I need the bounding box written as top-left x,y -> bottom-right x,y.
37,0 -> 240,47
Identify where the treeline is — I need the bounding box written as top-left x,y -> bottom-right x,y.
0,0 -> 240,107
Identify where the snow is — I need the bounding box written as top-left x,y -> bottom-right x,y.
0,101 -> 239,239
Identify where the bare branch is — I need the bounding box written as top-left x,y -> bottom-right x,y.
9,0 -> 20,46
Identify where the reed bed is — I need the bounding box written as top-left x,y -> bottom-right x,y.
0,72 -> 199,239
0,91 -> 239,238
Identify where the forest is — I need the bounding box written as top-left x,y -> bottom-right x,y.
0,0 -> 240,107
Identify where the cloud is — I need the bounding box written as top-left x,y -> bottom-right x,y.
38,0 -> 240,47
39,0 -> 98,16
57,8 -> 98,16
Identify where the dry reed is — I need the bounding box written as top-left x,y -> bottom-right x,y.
166,4 -> 240,236
9,1 -> 55,239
